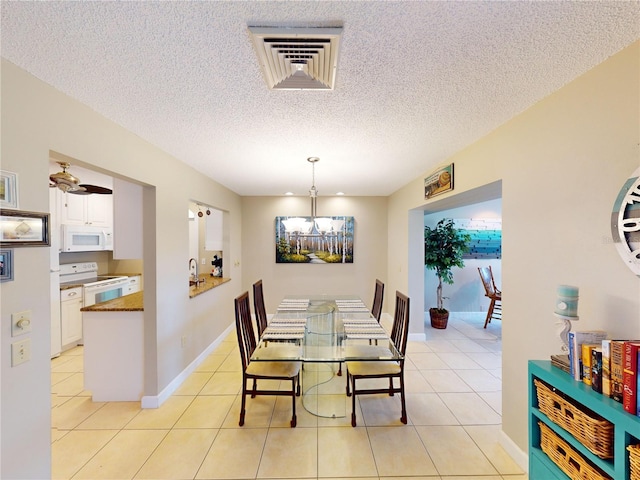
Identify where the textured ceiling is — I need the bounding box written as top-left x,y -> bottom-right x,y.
2,1 -> 639,196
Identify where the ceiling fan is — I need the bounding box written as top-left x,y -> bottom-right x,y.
49,162 -> 112,195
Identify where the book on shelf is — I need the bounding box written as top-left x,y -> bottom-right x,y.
612,339 -> 640,403
638,350 -> 640,417
591,348 -> 603,393
602,339 -> 612,397
568,330 -> 607,381
623,341 -> 640,414
611,340 -> 626,403
582,343 -> 600,386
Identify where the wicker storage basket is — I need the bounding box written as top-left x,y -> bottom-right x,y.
539,422 -> 611,480
628,444 -> 640,480
534,378 -> 614,459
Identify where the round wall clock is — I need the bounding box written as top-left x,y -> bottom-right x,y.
611,167 -> 640,277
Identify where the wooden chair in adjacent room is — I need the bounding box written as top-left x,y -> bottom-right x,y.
253,279 -> 268,338
345,290 -> 410,427
478,266 -> 502,328
234,291 -> 301,427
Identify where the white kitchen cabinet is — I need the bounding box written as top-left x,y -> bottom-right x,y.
124,275 -> 141,295
205,208 -> 224,251
60,287 -> 83,349
59,191 -> 113,227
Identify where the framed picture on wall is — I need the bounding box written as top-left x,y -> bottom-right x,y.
0,170 -> 18,209
424,163 -> 454,199
275,216 -> 354,264
0,249 -> 13,282
0,209 -> 50,247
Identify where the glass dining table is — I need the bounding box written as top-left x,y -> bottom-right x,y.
250,295 -> 401,418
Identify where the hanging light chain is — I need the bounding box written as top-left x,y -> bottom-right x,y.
307,157 -> 320,217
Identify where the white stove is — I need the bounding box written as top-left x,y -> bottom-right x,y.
60,262 -> 128,306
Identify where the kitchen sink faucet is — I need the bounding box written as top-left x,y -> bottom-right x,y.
189,258 -> 203,286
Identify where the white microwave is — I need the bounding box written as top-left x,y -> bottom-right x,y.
61,225 -> 113,252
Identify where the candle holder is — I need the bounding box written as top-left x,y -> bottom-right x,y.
554,313 -> 579,353
554,285 -> 579,353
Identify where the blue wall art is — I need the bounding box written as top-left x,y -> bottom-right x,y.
454,218 -> 502,259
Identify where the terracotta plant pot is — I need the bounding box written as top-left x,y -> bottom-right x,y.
429,308 -> 449,329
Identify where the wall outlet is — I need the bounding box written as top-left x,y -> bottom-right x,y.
11,310 -> 32,337
11,338 -> 31,366
181,335 -> 187,348
201,258 -> 206,265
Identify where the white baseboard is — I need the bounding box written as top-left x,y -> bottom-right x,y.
141,323 -> 235,409
499,429 -> 528,473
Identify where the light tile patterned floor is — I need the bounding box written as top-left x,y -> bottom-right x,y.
51,312 -> 528,479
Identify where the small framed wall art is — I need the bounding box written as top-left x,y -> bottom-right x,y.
0,170 -> 18,209
0,209 -> 50,247
425,163 -> 454,199
0,249 -> 13,282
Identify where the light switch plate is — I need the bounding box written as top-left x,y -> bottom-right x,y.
11,310 -> 32,337
11,338 -> 31,366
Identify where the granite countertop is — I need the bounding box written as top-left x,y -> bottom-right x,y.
81,291 -> 143,312
78,274 -> 229,310
190,274 -> 230,298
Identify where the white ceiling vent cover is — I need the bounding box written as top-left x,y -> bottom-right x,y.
249,26 -> 342,90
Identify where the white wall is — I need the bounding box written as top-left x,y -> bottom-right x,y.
241,195 -> 388,313
424,198 -> 502,313
1,60 -> 242,479
387,41 -> 640,458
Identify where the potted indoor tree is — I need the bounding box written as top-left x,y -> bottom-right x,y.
424,218 -> 471,329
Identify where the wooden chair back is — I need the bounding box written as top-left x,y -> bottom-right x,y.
371,279 -> 385,322
234,292 -> 257,372
390,291 -> 410,356
478,266 -> 500,299
252,279 -> 268,338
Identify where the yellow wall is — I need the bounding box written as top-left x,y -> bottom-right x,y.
388,41 -> 640,456
1,39 -> 639,477
1,59 -> 242,478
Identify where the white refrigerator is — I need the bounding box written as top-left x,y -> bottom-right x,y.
50,187 -> 62,358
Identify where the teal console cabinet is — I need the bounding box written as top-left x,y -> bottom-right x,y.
529,360 -> 640,479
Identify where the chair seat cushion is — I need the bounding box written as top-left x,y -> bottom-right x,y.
246,360 -> 301,378
347,360 -> 400,376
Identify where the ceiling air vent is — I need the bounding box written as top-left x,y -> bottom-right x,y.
248,26 -> 342,90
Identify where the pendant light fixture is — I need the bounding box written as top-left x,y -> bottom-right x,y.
308,156 -> 319,217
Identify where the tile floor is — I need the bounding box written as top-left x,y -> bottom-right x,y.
51,312 -> 528,480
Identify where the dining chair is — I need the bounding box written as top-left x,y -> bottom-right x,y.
253,279 -> 268,338
234,291 -> 301,427
346,290 -> 410,427
478,266 -> 502,328
367,279 -> 385,346
371,279 -> 385,322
